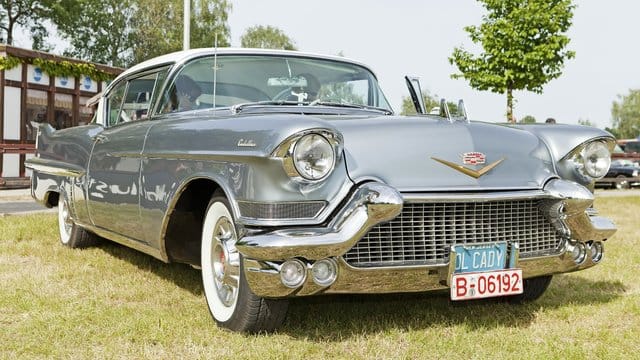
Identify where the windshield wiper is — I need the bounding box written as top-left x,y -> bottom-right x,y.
308,101 -> 393,115
231,100 -> 300,114
231,100 -> 393,115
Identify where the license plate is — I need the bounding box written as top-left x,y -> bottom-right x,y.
451,268 -> 523,300
453,242 -> 508,273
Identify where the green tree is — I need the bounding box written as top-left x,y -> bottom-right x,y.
400,89 -> 459,116
449,0 -> 575,123
240,25 -> 296,50
519,115 -> 536,123
47,0 -> 136,67
132,0 -> 231,65
605,126 -> 621,139
0,0 -> 47,45
611,89 -> 640,139
400,89 -> 439,115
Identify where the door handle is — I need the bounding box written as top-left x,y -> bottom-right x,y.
92,134 -> 109,143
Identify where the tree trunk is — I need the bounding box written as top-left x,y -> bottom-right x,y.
6,18 -> 14,45
506,87 -> 514,123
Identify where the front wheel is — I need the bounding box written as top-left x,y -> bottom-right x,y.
505,275 -> 552,303
201,195 -> 288,333
58,193 -> 99,248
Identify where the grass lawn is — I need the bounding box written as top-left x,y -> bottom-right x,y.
1,196 -> 639,359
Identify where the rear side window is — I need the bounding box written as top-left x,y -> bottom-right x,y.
104,67 -> 169,127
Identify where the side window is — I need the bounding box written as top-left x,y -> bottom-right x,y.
105,68 -> 169,127
107,82 -> 126,126
159,60 -> 208,114
121,72 -> 160,123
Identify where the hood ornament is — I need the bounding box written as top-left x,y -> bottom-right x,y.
432,152 -> 505,179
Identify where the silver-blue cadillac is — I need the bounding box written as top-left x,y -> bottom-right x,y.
26,49 -> 617,333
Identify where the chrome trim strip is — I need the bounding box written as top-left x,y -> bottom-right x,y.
402,190 -> 551,203
24,158 -> 85,178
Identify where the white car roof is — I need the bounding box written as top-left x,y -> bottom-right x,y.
119,48 -> 376,81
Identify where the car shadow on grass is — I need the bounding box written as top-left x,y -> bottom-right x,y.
95,241 -> 626,339
281,275 -> 626,340
98,241 -> 204,296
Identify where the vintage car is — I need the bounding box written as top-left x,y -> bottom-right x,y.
26,48 -> 617,333
595,159 -> 640,189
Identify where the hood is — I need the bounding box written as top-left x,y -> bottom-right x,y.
330,116 -> 556,192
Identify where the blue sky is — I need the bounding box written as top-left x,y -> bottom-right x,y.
226,0 -> 640,128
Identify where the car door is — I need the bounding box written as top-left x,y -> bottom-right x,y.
86,71 -> 163,242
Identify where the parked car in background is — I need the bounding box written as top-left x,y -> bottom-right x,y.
26,48 -> 617,333
612,139 -> 640,163
596,159 -> 640,189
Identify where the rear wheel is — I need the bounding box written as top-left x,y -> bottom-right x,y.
57,193 -> 100,248
505,275 -> 552,303
201,195 -> 288,333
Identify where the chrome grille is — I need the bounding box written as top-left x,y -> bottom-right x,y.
237,200 -> 326,220
344,199 -> 564,268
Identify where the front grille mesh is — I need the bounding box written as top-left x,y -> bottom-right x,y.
237,200 -> 326,220
343,199 -> 564,268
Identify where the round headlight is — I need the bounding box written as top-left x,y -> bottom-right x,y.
293,134 -> 335,180
582,142 -> 611,179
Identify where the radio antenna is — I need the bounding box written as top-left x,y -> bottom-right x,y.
213,34 -> 218,114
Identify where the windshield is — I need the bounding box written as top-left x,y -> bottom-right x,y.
158,55 -> 392,114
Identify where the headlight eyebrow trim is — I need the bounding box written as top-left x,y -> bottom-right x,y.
271,128 -> 343,183
560,137 -> 615,182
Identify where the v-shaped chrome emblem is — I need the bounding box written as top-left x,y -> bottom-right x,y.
431,157 -> 506,179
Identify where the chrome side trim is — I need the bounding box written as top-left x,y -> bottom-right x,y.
235,182 -> 403,261
25,158 -> 85,178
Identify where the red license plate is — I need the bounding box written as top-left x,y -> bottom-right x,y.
450,269 -> 523,301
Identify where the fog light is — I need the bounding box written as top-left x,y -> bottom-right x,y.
590,241 -> 604,263
570,242 -> 587,264
311,258 -> 338,287
280,259 -> 307,288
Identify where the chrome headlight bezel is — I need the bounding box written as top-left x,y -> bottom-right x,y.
582,141 -> 611,179
293,134 -> 335,181
562,139 -> 613,182
272,129 -> 342,183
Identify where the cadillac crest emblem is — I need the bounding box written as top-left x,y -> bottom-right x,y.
462,152 -> 486,165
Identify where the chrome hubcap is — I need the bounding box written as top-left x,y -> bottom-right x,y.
61,200 -> 73,236
211,217 -> 240,307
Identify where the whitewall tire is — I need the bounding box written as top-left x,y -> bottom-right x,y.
57,192 -> 99,248
201,195 -> 288,333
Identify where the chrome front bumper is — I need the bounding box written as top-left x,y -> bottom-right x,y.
244,248 -> 604,298
236,182 -> 404,261
236,179 -> 617,298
